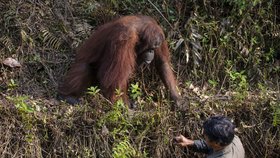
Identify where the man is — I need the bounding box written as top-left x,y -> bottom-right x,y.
175,116 -> 245,158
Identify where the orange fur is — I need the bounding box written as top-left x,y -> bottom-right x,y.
58,15 -> 180,105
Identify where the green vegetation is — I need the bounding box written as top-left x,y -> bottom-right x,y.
0,0 -> 279,157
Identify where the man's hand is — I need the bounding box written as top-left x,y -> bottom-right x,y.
175,135 -> 195,147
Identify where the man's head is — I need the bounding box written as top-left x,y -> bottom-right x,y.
203,116 -> 235,148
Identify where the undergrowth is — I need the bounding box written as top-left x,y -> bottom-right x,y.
0,0 -> 280,157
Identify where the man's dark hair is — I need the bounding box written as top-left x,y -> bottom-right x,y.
203,116 -> 235,146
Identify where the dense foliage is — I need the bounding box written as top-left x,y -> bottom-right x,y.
0,0 -> 279,157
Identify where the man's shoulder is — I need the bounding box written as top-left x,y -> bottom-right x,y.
207,135 -> 245,158
232,135 -> 244,151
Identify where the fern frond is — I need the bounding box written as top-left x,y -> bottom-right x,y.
41,29 -> 62,49
0,36 -> 14,52
112,139 -> 137,158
